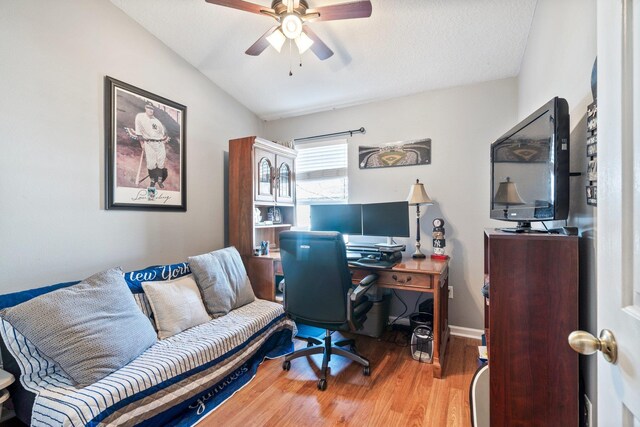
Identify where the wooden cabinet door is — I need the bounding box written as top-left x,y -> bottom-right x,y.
254,148 -> 275,202
486,231 -> 578,427
275,155 -> 295,204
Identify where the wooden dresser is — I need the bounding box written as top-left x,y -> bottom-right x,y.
484,229 -> 578,426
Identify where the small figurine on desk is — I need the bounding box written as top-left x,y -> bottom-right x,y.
431,218 -> 449,260
260,240 -> 270,255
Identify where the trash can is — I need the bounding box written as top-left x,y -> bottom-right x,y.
355,292 -> 391,338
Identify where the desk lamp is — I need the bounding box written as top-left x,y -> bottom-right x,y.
407,179 -> 433,259
494,177 -> 525,219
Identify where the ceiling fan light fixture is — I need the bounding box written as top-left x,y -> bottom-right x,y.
281,13 -> 303,39
294,32 -> 314,54
266,28 -> 286,52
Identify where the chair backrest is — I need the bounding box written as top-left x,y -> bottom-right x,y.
279,231 -> 353,327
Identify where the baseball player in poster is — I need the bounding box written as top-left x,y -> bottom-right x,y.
135,102 -> 170,188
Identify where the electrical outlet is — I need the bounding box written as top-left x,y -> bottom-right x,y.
448,286 -> 453,299
584,394 -> 592,427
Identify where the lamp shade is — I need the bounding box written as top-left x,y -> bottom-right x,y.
407,179 -> 433,205
494,177 -> 526,205
266,29 -> 286,53
295,32 -> 314,54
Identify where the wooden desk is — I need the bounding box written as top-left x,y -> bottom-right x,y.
245,253 -> 450,378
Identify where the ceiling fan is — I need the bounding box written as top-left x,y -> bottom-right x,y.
205,0 -> 372,61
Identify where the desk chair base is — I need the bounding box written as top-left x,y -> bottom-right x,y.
282,330 -> 370,391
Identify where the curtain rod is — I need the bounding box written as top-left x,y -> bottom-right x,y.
293,127 -> 366,142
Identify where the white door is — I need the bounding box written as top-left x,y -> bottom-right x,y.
597,0 -> 640,425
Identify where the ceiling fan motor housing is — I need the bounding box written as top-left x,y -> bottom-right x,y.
270,0 -> 309,16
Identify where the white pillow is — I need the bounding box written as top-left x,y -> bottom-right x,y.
142,275 -> 211,339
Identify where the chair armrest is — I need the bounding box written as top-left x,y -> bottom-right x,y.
350,274 -> 378,302
347,274 -> 378,330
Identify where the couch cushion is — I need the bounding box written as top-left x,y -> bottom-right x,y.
188,247 -> 255,317
0,268 -> 157,385
142,274 -> 211,339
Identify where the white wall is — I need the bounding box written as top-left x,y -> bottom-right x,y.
264,78 -> 518,330
517,0 -> 597,422
0,0 -> 260,292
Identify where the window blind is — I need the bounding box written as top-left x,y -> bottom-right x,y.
296,140 -> 347,181
295,139 -> 349,228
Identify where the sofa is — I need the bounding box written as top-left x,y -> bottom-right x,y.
0,248 -> 296,427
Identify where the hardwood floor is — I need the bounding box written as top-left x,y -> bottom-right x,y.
200,331 -> 481,427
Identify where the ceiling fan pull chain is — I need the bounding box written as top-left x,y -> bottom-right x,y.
289,39 -> 293,76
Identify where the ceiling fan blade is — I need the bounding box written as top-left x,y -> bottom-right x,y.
302,27 -> 334,60
205,0 -> 274,15
308,0 -> 372,22
245,26 -> 279,56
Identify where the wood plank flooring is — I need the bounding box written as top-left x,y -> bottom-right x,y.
200,331 -> 481,427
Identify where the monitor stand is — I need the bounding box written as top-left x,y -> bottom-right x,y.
500,221 -> 546,234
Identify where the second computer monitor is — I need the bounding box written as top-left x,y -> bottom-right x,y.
361,201 -> 410,238
310,204 -> 363,235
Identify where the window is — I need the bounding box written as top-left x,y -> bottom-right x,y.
295,139 -> 348,229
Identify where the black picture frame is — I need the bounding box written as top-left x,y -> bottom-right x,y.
587,158 -> 597,182
587,140 -> 597,157
586,185 -> 597,206
105,76 -> 187,211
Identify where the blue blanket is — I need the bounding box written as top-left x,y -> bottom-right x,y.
1,300 -> 295,426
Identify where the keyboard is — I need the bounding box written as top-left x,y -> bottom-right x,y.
348,258 -> 397,269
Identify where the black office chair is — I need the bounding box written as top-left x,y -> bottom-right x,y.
279,231 -> 378,391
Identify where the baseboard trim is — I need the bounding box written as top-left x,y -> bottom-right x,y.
448,325 -> 484,340
387,317 -> 484,340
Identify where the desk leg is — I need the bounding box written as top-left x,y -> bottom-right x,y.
432,274 -> 450,378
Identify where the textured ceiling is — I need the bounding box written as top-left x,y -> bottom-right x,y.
110,0 -> 537,121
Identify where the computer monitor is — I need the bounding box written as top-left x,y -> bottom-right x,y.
362,201 -> 410,239
310,204 -> 363,235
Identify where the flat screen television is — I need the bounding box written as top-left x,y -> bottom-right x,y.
490,97 -> 570,232
310,204 -> 362,235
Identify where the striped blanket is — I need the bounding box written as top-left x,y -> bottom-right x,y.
1,299 -> 295,426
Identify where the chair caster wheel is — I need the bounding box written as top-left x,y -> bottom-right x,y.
317,379 -> 327,391
363,366 -> 371,376
282,360 -> 291,371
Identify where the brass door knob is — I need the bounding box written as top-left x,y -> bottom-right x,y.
568,329 -> 617,364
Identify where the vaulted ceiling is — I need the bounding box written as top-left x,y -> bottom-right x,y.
111,0 -> 537,120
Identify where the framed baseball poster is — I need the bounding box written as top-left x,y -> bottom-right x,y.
105,76 -> 187,211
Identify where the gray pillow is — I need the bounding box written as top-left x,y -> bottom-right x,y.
188,247 -> 255,317
0,268 -> 157,385
142,274 -> 211,339
211,247 -> 255,307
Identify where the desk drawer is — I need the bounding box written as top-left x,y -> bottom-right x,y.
352,269 -> 433,290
